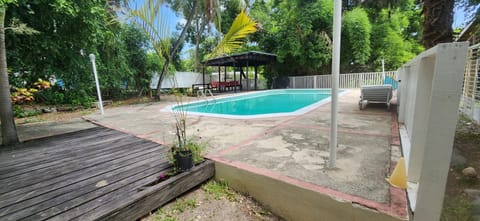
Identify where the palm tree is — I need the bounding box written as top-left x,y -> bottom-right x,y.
207,10 -> 258,58
125,0 -> 251,99
0,4 -> 19,145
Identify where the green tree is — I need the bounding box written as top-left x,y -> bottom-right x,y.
341,8 -> 372,72
122,24 -> 149,94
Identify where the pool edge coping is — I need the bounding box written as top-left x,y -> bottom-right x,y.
160,89 -> 351,119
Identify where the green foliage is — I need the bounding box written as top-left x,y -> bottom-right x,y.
249,0 -> 423,83
342,8 -> 371,71
13,105 -> 40,118
208,10 -> 258,58
171,198 -> 198,213
202,179 -> 237,201
5,1 -> 152,105
219,0 -> 244,34
369,6 -> 423,71
35,86 -> 65,105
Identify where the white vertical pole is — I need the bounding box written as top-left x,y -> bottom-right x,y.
89,54 -> 104,115
329,0 -> 342,168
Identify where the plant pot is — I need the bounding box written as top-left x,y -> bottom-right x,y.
174,150 -> 193,172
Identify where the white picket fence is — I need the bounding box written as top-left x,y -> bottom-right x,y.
459,43 -> 480,123
288,71 -> 397,89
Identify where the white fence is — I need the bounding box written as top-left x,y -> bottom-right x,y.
288,71 -> 397,89
460,43 -> 480,123
396,42 -> 469,221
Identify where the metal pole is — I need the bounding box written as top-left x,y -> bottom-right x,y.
329,0 -> 342,168
89,54 -> 104,115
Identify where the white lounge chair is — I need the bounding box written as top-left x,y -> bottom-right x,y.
359,85 -> 393,110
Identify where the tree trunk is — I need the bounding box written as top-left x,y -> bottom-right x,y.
422,0 -> 454,49
0,6 -> 19,146
155,0 -> 198,99
194,19 -> 199,73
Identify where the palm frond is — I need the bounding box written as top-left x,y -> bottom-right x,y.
207,10 -> 257,58
126,0 -> 170,58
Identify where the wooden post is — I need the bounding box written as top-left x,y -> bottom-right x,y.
234,65 -> 237,93
246,61 -> 249,91
224,65 -> 227,91
218,66 -> 221,92
254,66 -> 258,90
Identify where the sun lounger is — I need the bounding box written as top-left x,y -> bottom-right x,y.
359,85 -> 393,110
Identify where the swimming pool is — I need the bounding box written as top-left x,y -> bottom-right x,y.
167,89 -> 347,119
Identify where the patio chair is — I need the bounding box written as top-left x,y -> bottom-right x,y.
359,85 -> 393,110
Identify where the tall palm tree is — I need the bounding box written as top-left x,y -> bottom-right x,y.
0,3 -> 19,145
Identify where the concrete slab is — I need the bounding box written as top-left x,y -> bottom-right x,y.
0,119 -> 96,143
82,89 -> 407,220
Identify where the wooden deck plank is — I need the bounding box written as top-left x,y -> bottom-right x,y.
0,129 -> 124,167
0,127 -> 213,221
0,142 -> 161,198
0,134 -> 145,179
0,133 -> 139,176
0,144 -> 165,208
0,140 -> 159,193
0,127 -> 108,158
0,150 -> 167,217
45,168 -> 168,221
75,161 -> 215,221
2,161 -> 170,221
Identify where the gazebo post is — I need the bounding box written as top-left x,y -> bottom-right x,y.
234,65 -> 237,93
246,61 -> 249,91
254,66 -> 258,90
218,66 -> 221,92
224,65 -> 227,91
240,67 -> 243,91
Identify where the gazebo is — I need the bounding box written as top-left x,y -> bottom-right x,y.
201,51 -> 277,92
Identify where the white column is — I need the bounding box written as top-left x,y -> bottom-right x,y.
329,0 -> 342,168
413,43 -> 468,221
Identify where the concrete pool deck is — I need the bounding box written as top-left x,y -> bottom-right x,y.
82,89 -> 408,221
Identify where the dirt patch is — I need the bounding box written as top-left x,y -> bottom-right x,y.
14,96 -> 163,125
141,180 -> 283,221
442,115 -> 480,221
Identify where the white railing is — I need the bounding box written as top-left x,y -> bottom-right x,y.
396,42 -> 469,221
288,71 -> 397,89
460,43 -> 480,123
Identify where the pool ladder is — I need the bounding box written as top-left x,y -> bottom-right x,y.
197,89 -> 216,104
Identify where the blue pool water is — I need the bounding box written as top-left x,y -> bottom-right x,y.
171,89 -> 336,117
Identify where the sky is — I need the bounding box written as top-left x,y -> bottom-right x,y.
453,4 -> 479,28
133,1 -> 478,59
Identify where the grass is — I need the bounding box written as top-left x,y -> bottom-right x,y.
441,115 -> 480,221
202,179 -> 237,201
441,194 -> 472,221
152,198 -> 198,221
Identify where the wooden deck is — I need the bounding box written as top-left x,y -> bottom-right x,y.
0,127 -> 214,221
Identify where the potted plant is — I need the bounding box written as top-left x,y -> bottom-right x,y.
171,89 -> 206,172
